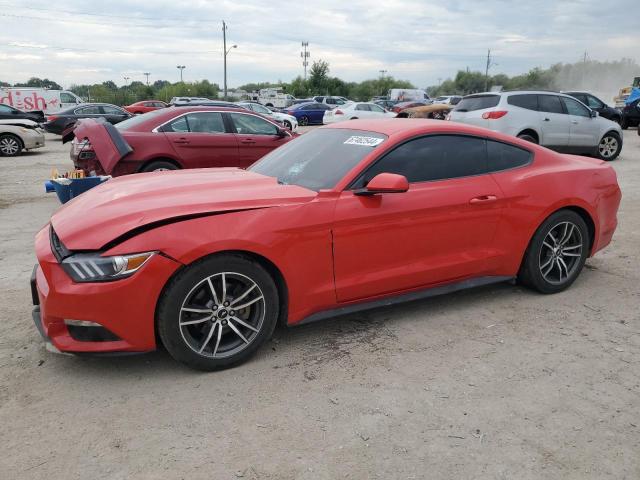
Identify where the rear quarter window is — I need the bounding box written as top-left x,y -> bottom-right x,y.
487,140 -> 532,172
454,95 -> 500,112
507,94 -> 539,111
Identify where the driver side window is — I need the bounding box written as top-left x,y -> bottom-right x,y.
562,97 -> 590,117
230,113 -> 278,135
352,135 -> 488,188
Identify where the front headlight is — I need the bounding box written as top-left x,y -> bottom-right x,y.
61,252 -> 156,282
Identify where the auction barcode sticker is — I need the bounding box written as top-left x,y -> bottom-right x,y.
344,136 -> 384,147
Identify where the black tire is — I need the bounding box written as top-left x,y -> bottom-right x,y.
299,115 -> 309,126
518,210 -> 589,294
517,133 -> 538,144
283,120 -> 292,130
141,160 -> 179,172
350,117 -> 358,120
620,117 -> 628,130
0,134 -> 23,156
157,254 -> 279,371
596,131 -> 622,161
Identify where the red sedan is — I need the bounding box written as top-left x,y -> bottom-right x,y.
68,106 -> 295,176
123,100 -> 167,114
32,119 -> 621,370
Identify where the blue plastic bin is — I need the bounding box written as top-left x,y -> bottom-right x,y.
49,177 -> 108,204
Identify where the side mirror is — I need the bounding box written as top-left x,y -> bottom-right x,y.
590,110 -> 598,118
354,173 -> 409,196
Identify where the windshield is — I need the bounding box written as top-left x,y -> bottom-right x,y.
116,109 -> 168,130
249,129 -> 387,191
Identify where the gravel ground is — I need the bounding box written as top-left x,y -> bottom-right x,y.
1,129 -> 639,480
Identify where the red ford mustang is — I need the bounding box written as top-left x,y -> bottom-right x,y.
32,119 -> 621,370
68,106 -> 294,176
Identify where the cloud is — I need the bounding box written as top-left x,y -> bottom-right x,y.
0,0 -> 637,88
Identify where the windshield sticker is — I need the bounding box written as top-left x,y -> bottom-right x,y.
343,136 -> 384,147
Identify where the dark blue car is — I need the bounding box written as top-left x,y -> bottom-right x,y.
283,102 -> 332,126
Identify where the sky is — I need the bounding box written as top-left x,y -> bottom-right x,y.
0,0 -> 638,89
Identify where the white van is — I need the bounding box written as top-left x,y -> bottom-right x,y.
249,88 -> 295,109
388,88 -> 430,102
0,88 -> 83,113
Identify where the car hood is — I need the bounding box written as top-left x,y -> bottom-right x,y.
62,118 -> 133,174
51,168 -> 317,250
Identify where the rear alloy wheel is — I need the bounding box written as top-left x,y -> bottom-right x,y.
0,134 -> 22,156
158,255 -> 279,370
519,210 -> 589,294
283,120 -> 292,130
597,132 -> 621,161
299,115 -> 309,126
141,161 -> 179,172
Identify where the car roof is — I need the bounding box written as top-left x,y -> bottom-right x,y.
289,102 -> 318,108
162,105 -> 248,113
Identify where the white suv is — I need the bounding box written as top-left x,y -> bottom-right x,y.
449,91 -> 623,160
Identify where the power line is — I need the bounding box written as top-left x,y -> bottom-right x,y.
1,42 -> 222,56
0,2 -> 221,24
0,12 -> 176,29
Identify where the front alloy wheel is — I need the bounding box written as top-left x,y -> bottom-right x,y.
179,272 -> 265,359
0,134 -> 22,156
299,115 -> 309,126
158,254 -> 279,370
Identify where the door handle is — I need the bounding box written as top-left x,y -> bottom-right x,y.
469,195 -> 497,204
571,120 -> 579,124
240,139 -> 256,144
543,118 -> 550,122
173,138 -> 190,144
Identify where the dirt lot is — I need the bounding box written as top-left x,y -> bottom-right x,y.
1,129 -> 639,480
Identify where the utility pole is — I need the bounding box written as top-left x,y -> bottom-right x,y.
582,51 -> 588,86
143,72 -> 150,86
176,65 -> 185,83
301,41 -> 310,80
222,21 -> 237,100
484,49 -> 491,92
223,20 -> 228,99
379,70 -> 387,78
123,76 -> 130,104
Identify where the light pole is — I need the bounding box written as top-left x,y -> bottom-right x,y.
143,72 -> 151,86
222,20 -> 237,99
379,70 -> 387,95
177,65 -> 185,83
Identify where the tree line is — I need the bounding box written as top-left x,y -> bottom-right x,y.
2,58 -> 636,105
